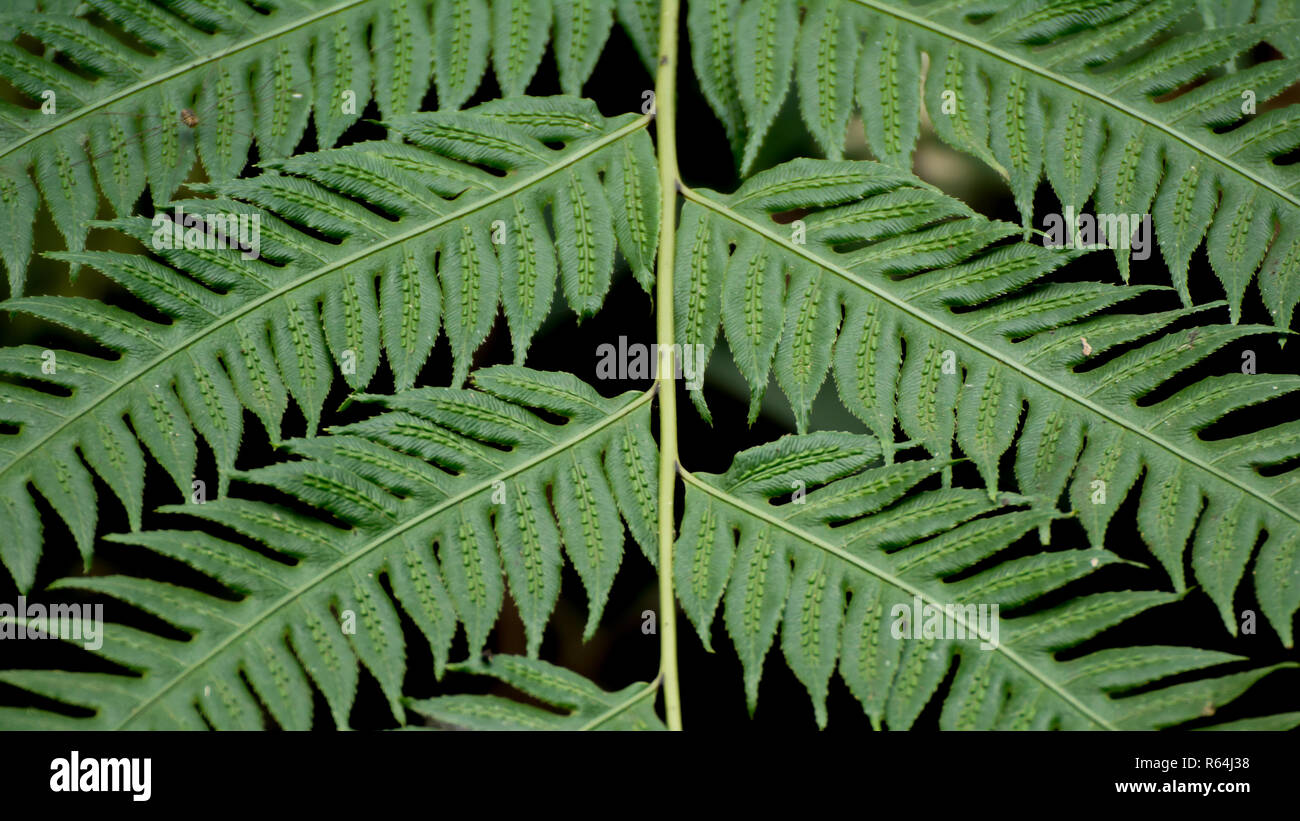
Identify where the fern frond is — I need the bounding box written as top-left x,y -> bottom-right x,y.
676,431 -> 1297,729
689,0 -> 1300,325
0,367 -> 658,729
0,0 -> 658,294
675,158 -> 1300,644
0,96 -> 659,592
1195,711 -> 1300,730
406,653 -> 665,730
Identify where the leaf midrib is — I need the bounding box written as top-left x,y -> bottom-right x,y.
851,0 -> 1300,213
679,466 -> 1115,730
682,184 -> 1298,529
116,384 -> 657,729
0,114 -> 651,490
579,679 -> 661,730
0,0 -> 371,162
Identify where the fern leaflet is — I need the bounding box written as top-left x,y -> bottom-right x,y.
0,367 -> 658,730
677,431 -> 1297,729
406,653 -> 665,730
689,0 -> 1300,324
675,157 -> 1300,644
0,0 -> 660,293
0,96 -> 658,593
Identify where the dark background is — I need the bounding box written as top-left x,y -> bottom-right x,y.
1,9 -> 1297,731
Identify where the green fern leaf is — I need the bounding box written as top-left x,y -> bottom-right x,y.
617,0 -> 665,73
677,432 -> 1297,729
0,96 -> 658,592
687,0 -> 746,158
434,0 -> 491,111
0,367 -> 658,729
492,0 -> 555,96
688,0 -> 1300,324
733,0 -> 797,172
554,0 -> 616,95
795,0 -> 859,164
676,157 -> 1300,644
0,0 -> 659,294
406,654 -> 665,730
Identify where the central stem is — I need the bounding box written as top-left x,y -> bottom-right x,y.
653,0 -> 683,731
